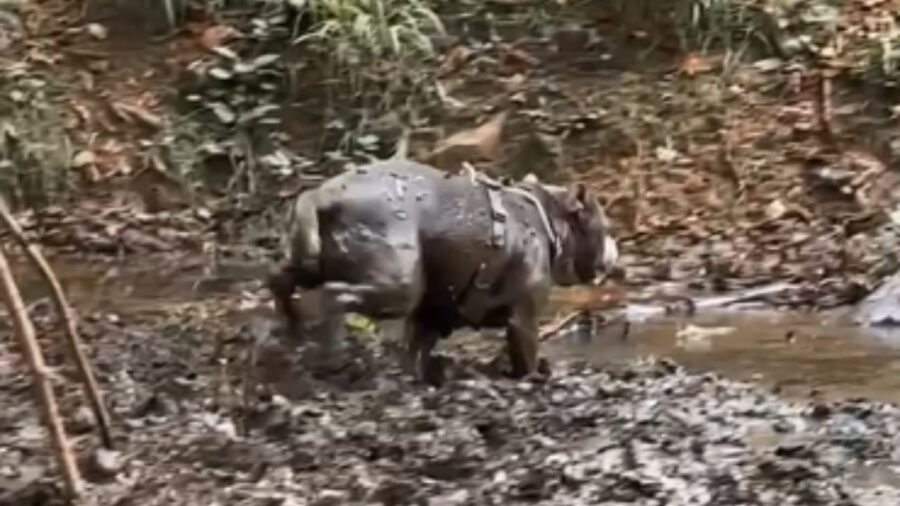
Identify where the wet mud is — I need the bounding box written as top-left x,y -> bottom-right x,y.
2,260 -> 900,504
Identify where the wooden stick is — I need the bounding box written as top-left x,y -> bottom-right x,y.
0,198 -> 113,449
0,248 -> 83,499
815,69 -> 835,145
539,309 -> 588,342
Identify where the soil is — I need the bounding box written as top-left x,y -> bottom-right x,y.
3,281 -> 900,505
2,0 -> 900,504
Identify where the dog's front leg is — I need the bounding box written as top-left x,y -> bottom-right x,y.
504,299 -> 539,378
403,314 -> 442,386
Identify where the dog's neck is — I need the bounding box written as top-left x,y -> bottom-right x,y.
512,182 -> 574,265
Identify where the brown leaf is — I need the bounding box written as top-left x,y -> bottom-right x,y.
72,150 -> 97,168
498,44 -> 537,74
69,100 -> 91,127
71,150 -> 100,183
427,111 -> 508,170
198,25 -> 236,52
679,53 -> 716,77
112,101 -> 163,130
437,46 -> 472,78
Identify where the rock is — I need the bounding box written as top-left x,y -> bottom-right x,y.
855,271 -> 900,326
85,449 -> 123,481
428,489 -> 470,506
69,406 -> 96,434
367,478 -> 418,504
553,24 -> 592,54
312,489 -> 348,506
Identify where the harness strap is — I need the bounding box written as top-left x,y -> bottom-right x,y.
461,163 -> 560,256
505,186 -> 561,262
454,164 -> 562,325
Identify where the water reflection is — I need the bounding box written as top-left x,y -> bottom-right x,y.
547,309 -> 900,404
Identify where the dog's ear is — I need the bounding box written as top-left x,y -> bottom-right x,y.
564,183 -> 588,213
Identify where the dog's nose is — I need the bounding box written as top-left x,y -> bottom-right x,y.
601,235 -> 619,272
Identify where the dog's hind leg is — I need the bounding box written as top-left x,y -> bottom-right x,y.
269,190 -> 324,340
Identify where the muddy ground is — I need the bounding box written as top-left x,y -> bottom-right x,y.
2,268 -> 900,506
3,0 -> 900,504
4,270 -> 900,505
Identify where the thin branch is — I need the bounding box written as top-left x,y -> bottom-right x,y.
0,198 -> 114,449
539,309 -> 589,342
0,248 -> 83,499
815,69 -> 836,146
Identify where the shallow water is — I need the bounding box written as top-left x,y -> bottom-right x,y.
12,254 -> 900,405
547,308 -> 900,404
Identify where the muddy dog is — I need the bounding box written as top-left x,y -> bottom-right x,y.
267,159 -> 618,384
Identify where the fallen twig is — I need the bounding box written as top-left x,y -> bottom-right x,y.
0,248 -> 83,499
539,307 -> 631,343
815,69 -> 836,145
539,309 -> 589,341
0,198 -> 114,449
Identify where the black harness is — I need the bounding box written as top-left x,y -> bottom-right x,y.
454,167 -> 561,325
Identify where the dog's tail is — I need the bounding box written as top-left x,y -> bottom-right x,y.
282,189 -> 323,287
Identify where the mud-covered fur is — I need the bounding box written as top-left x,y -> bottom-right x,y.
267,160 -> 617,385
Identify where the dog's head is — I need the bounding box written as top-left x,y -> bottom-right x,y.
525,175 -> 618,286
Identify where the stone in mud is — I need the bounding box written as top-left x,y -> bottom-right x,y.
69,406 -> 96,434
553,25 -> 593,54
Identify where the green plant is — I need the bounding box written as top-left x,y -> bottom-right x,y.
868,26 -> 900,86
610,0 -> 776,55
294,0 -> 443,62
292,0 -> 444,99
0,65 -> 73,211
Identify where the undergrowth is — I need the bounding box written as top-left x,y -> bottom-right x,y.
609,0 -> 780,55
0,64 -> 73,211
290,0 -> 445,117
865,17 -> 900,88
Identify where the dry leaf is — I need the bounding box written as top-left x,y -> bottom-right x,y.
113,101 -> 163,129
199,25 -> 236,51
766,200 -> 787,221
498,43 -> 537,73
69,100 -> 91,126
679,53 -> 716,76
72,150 -> 100,183
437,46 -> 472,78
501,73 -> 527,92
427,111 -> 508,170
72,150 -> 97,168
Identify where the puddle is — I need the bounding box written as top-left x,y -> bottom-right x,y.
547,308 -> 900,404
12,252 -> 900,407
7,253 -> 259,315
